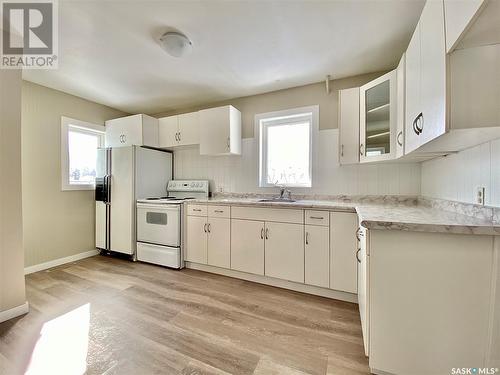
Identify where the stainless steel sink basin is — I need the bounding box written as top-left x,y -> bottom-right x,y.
258,198 -> 296,203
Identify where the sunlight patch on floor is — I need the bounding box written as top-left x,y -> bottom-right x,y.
25,304 -> 90,375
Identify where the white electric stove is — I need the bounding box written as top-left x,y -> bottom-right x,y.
136,180 -> 209,268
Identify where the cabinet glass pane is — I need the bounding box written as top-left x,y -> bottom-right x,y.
365,80 -> 390,156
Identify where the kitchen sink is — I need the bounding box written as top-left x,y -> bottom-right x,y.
258,198 -> 296,203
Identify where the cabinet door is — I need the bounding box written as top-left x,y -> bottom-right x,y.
359,70 -> 397,163
199,106 -> 229,155
396,54 -> 405,158
357,227 -> 369,356
158,115 -> 179,148
265,222 -> 304,283
419,0 -> 447,146
105,115 -> 143,147
231,219 -> 265,275
404,21 -> 421,154
339,87 -> 360,165
305,225 -> 329,288
185,216 -> 207,264
330,212 -> 358,293
207,217 -> 230,269
178,112 -> 199,146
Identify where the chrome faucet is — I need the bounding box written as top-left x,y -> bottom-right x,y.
277,184 -> 292,201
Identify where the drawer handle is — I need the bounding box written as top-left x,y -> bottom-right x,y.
193,208 -> 202,212
309,216 -> 324,220
214,210 -> 224,213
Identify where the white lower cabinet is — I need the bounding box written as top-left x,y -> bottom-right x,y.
357,226 -> 369,357
264,222 -> 304,283
207,217 -> 230,268
186,205 -> 358,295
230,219 -> 265,275
330,212 -> 358,293
305,225 -> 329,288
185,215 -> 207,263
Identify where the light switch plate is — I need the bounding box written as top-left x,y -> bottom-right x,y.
476,186 -> 485,205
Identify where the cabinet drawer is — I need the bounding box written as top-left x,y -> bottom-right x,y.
305,210 -> 329,226
208,205 -> 230,218
231,206 -> 303,224
186,204 -> 207,216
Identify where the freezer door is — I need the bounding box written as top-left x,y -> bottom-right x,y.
95,201 -> 107,249
110,146 -> 135,255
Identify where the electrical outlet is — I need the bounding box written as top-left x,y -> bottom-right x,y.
476,186 -> 485,205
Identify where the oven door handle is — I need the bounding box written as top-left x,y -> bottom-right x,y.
136,203 -> 181,211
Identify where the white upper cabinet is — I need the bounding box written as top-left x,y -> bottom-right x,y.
199,105 -> 242,155
404,0 -> 446,155
105,114 -> 158,148
404,0 -> 500,155
159,111 -> 199,148
338,87 -> 360,165
396,54 -> 406,159
444,0 -> 485,52
359,70 -> 398,163
158,115 -> 178,148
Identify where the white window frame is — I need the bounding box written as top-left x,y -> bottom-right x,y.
61,116 -> 105,191
256,105 -> 319,188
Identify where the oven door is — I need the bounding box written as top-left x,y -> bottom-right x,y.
137,203 -> 180,247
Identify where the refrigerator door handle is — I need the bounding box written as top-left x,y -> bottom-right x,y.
104,174 -> 111,204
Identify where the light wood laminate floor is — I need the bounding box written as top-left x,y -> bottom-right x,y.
0,255 -> 369,375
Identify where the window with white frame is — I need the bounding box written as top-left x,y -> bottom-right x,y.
257,106 -> 317,188
61,117 -> 105,191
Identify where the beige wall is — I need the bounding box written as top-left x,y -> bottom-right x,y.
0,69 -> 26,313
22,81 -> 126,267
155,71 -> 386,138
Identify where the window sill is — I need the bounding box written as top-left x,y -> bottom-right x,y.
61,184 -> 95,191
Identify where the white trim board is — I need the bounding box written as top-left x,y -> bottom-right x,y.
0,302 -> 29,323
185,261 -> 357,303
24,249 -> 99,275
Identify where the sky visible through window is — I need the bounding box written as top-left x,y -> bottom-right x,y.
68,130 -> 99,185
266,122 -> 310,186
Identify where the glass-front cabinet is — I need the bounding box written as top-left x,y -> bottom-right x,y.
359,70 -> 398,163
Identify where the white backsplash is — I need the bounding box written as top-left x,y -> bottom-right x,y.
174,129 -> 421,196
422,139 -> 500,207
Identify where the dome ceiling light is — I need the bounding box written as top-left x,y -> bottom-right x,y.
159,31 -> 193,58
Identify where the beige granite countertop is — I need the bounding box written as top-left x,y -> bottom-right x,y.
188,196 -> 500,235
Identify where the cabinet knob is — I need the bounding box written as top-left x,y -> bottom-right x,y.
359,144 -> 364,156
356,248 -> 361,263
265,228 -> 269,240
305,232 -> 309,245
341,144 -> 344,157
227,137 -> 230,150
413,112 -> 423,135
260,228 -> 264,239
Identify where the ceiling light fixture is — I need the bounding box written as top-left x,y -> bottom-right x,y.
159,31 -> 192,58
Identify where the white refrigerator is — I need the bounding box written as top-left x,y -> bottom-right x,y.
95,146 -> 173,258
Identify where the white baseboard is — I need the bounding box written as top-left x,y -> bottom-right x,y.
185,262 -> 358,303
24,249 -> 99,275
0,302 -> 29,323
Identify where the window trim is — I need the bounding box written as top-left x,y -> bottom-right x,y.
256,105 -> 319,188
61,116 -> 105,191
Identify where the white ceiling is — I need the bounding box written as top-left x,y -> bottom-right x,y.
23,0 -> 425,114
